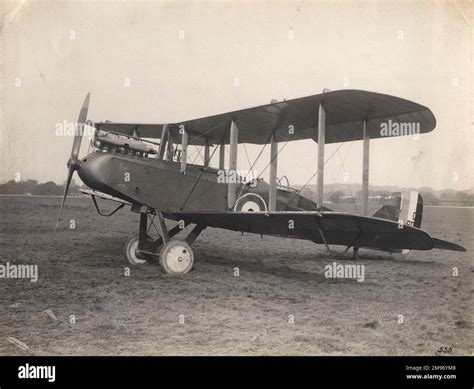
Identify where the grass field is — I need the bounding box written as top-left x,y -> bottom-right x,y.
0,196 -> 472,355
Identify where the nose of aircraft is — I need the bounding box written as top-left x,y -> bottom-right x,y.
77,152 -> 112,192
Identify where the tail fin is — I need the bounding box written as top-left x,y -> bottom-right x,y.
372,191 -> 423,254
399,191 -> 423,229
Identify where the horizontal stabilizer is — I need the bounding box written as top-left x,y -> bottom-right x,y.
432,237 -> 466,252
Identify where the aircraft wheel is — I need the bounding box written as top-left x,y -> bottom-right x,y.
124,235 -> 149,265
159,240 -> 194,274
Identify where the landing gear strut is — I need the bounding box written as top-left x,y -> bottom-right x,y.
124,207 -> 205,274
353,247 -> 360,260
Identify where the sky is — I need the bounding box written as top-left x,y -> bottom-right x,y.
1,0 -> 472,191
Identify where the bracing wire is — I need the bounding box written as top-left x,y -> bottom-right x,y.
282,122 -> 363,209
180,143 -> 221,210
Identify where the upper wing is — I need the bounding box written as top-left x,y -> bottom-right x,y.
93,122 -> 167,139
95,89 -> 436,145
171,211 -> 439,251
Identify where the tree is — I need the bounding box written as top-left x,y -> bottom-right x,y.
33,181 -> 62,196
329,191 -> 343,203
419,191 -> 439,206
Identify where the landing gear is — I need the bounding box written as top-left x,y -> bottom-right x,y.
353,247 -> 360,260
124,206 -> 204,273
159,240 -> 194,274
124,235 -> 149,265
123,210 -> 157,265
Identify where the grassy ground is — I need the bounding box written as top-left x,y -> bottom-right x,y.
0,196 -> 472,355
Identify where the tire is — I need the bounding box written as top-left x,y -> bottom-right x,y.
159,240 -> 194,274
124,235 -> 148,265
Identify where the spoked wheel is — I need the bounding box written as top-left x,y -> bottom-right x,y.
159,240 -> 194,274
124,235 -> 151,265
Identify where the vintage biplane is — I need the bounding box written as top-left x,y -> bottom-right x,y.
56,89 -> 466,273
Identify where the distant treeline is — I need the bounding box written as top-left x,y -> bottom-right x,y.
300,188 -> 474,206
1,180 -> 473,206
0,180 -> 84,196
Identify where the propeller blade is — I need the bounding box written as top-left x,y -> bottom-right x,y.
55,166 -> 74,231
71,92 -> 90,163
55,93 -> 90,231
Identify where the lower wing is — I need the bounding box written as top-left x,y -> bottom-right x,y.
171,211 -> 466,252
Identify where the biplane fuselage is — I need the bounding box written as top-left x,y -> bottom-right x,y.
56,90 -> 466,274
78,150 -> 316,215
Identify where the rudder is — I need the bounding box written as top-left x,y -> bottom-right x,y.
399,191 -> 423,229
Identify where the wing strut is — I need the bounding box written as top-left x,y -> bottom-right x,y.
180,128 -> 188,173
361,120 -> 370,215
317,97 -> 326,210
157,124 -> 169,160
219,141 -> 225,169
227,120 -> 238,209
268,134 -> 278,211
204,140 -> 211,167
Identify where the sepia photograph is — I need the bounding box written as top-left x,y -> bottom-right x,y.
0,0 -> 472,385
